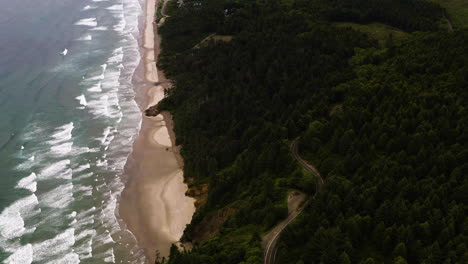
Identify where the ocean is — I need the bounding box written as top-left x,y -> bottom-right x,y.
0,0 -> 146,262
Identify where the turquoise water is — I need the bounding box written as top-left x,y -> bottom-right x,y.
0,0 -> 146,262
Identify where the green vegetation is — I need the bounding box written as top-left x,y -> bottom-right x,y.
295,0 -> 445,31
278,31 -> 468,264
156,0 -> 163,23
334,22 -> 409,45
193,34 -> 233,49
154,0 -> 467,263
430,0 -> 468,28
165,0 -> 179,17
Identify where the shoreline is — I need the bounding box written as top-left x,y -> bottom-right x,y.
118,0 -> 195,262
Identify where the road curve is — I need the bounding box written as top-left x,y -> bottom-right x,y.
263,137 -> 324,264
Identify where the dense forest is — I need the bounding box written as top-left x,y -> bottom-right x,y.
155,0 -> 467,263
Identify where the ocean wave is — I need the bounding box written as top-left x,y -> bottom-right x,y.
114,18 -> 127,32
74,229 -> 96,259
50,252 -> 80,264
76,94 -> 88,107
96,159 -> 108,167
87,95 -> 110,118
50,142 -> 73,155
82,5 -> 96,11
87,81 -> 102,92
91,26 -> 108,31
109,47 -> 124,64
4,0 -> 146,262
49,122 -> 74,145
74,18 -> 98,27
103,247 -> 116,263
14,155 -> 36,171
74,207 -> 97,230
99,127 -> 112,145
69,211 -> 77,219
39,159 -> 72,179
4,243 -> 33,264
77,34 -> 93,41
74,172 -> 94,181
73,163 -> 91,173
39,182 -> 74,209
74,184 -> 93,197
107,4 -> 124,11
89,64 -> 107,81
32,228 -> 76,262
15,172 -> 37,193
0,194 -> 39,240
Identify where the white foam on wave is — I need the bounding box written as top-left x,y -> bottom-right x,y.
32,228 -> 76,262
0,194 -> 39,240
102,71 -> 121,92
69,211 -> 77,218
49,122 -> 74,145
89,64 -> 107,81
50,252 -> 80,264
40,183 -> 74,209
39,159 -> 71,179
87,95 -> 110,118
103,247 -> 116,263
87,81 -> 102,92
109,48 -> 124,64
76,94 -> 88,106
96,159 -> 108,167
107,4 -> 123,11
96,231 -> 115,247
74,163 -> 90,173
82,5 -> 95,11
77,34 -> 93,41
100,127 -> 112,145
74,172 -> 94,181
50,142 -> 73,155
74,229 -> 95,259
4,243 -> 33,264
74,184 -> 93,197
15,155 -> 35,171
91,26 -> 108,31
71,207 -> 96,260
114,17 -> 126,32
15,173 -> 37,193
74,18 -> 98,27
72,208 -> 96,230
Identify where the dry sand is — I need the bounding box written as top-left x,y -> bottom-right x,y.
119,0 -> 195,262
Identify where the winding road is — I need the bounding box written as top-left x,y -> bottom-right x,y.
263,137 -> 324,264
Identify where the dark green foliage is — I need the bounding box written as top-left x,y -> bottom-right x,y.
295,0 -> 444,31
278,32 -> 468,263
156,0 -> 467,263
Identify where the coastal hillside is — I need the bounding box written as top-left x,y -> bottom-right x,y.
155,0 -> 467,263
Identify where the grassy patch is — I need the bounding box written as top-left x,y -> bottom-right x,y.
429,0 -> 468,28
193,34 -> 233,49
335,22 -> 409,45
165,0 -> 179,17
155,0 -> 163,23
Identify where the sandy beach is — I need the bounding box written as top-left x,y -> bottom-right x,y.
119,0 -> 195,262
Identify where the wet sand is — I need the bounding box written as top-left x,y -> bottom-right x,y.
119,0 -> 195,262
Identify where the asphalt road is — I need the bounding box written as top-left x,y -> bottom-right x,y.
263,137 -> 324,264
